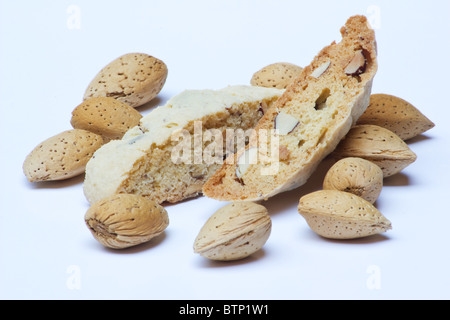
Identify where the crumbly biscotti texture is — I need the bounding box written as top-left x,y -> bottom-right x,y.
202,15 -> 378,201
83,85 -> 284,205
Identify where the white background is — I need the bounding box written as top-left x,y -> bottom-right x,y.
1,0 -> 449,300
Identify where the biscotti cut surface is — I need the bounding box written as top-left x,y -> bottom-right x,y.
83,85 -> 284,205
202,15 -> 378,202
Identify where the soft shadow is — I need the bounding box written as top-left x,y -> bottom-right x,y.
383,173 -> 411,187
87,232 -> 167,254
161,193 -> 204,208
195,248 -> 267,268
260,157 -> 336,216
405,134 -> 433,145
135,96 -> 165,114
27,173 -> 85,190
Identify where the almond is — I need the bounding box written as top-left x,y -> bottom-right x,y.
194,202 -> 272,261
274,112 -> 299,135
357,94 -> 435,140
298,190 -> 392,240
332,125 -> 417,177
251,62 -> 303,89
23,129 -> 104,182
344,50 -> 366,76
71,97 -> 142,141
85,194 -> 169,249
83,53 -> 168,108
323,157 -> 383,204
279,145 -> 291,161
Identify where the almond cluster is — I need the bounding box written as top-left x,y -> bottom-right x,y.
23,53 -> 167,183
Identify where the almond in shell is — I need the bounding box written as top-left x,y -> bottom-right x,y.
194,202 -> 272,261
298,190 -> 392,240
332,124 -> 417,177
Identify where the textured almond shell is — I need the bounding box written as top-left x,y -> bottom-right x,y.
85,194 -> 169,249
251,62 -> 303,89
298,190 -> 392,239
194,202 -> 272,261
332,124 -> 417,177
83,53 -> 168,108
23,129 -> 104,182
323,157 -> 383,204
357,94 -> 435,140
71,97 -> 142,140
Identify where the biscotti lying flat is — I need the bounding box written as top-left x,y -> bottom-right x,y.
83,85 -> 284,205
202,15 -> 378,201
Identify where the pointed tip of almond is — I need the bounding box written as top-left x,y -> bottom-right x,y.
298,190 -> 392,240
358,94 -> 435,140
194,202 -> 271,261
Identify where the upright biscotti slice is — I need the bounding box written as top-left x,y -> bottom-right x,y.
83,85 -> 284,205
202,15 -> 378,201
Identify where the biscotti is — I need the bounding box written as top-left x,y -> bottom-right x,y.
356,94 -> 435,140
202,15 -> 378,201
83,85 -> 284,205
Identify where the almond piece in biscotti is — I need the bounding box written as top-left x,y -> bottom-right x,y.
23,129 -> 104,182
332,124 -> 417,177
71,97 -> 142,141
357,94 -> 435,140
251,62 -> 303,89
298,190 -> 392,240
83,53 -> 168,108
